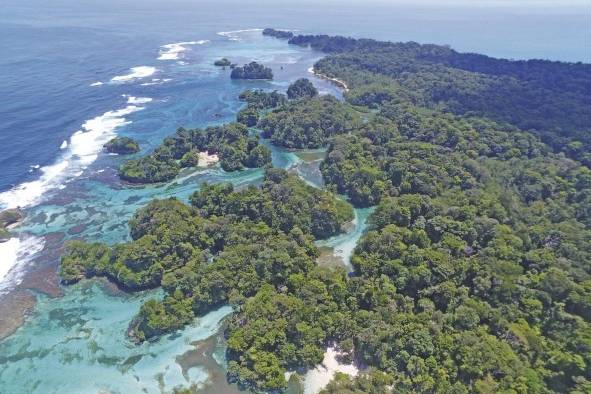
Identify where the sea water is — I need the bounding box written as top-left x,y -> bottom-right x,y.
0,27 -> 345,393
1,0 -> 590,392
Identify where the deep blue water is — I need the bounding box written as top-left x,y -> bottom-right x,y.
2,0 -> 591,196
1,1 -> 590,392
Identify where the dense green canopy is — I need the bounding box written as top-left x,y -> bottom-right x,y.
60,168 -> 353,342
59,31 -> 591,393
236,89 -> 287,127
119,122 -> 271,183
231,62 -> 273,80
287,78 -> 318,100
259,95 -> 360,149
262,28 -> 294,40
214,58 -> 232,66
290,33 -> 591,166
104,136 -> 140,154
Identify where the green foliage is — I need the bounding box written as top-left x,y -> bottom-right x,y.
287,78 -> 318,100
231,62 -> 273,80
60,240 -> 113,284
214,58 -> 231,67
259,95 -> 360,148
119,123 -> 271,182
275,31 -> 591,393
104,136 -> 140,154
238,89 -> 287,110
320,370 -> 394,394
60,31 -> 591,393
190,168 -> 354,239
262,28 -> 294,40
236,106 -> 259,127
292,33 -> 591,165
119,155 -> 180,183
237,89 -> 287,127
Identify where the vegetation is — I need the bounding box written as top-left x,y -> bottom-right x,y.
191,168 -> 353,239
287,78 -> 318,99
262,28 -> 294,40
104,136 -> 140,154
281,32 -> 591,393
231,62 -> 273,80
238,89 -> 287,110
118,123 -> 271,183
289,33 -> 591,166
214,58 -> 232,67
58,31 -> 591,392
236,89 -> 287,127
259,95 -> 360,148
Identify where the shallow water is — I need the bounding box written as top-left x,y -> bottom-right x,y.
2,1 -> 590,392
316,207 -> 374,271
1,29 -> 341,284
0,281 -> 233,394
0,30 -> 352,392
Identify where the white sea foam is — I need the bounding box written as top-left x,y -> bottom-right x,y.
0,100 -> 151,210
110,66 -> 158,83
123,95 -> 153,105
90,81 -> 103,87
158,40 -> 209,60
0,234 -> 45,294
140,78 -> 172,86
60,140 -> 68,149
217,28 -> 263,41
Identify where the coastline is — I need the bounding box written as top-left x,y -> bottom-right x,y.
0,232 -> 64,340
308,67 -> 349,92
303,346 -> 359,394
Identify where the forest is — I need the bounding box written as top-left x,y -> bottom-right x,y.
103,136 -> 140,154
288,33 -> 591,166
259,95 -> 360,149
231,61 -> 274,80
59,31 -> 591,393
118,122 -> 271,183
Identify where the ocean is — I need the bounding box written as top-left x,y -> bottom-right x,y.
0,0 -> 589,392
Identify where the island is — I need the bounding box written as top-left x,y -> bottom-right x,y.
236,89 -> 287,127
230,61 -> 273,80
103,136 -> 140,154
0,209 -> 23,242
287,77 -> 318,99
118,122 -> 271,183
57,30 -> 591,393
259,95 -> 360,148
214,57 -> 232,67
262,28 -> 294,39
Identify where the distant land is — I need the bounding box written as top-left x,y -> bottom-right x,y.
48,29 -> 591,393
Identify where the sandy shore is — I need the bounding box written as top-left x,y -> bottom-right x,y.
198,151 -> 220,167
308,67 -> 350,92
303,346 -> 359,393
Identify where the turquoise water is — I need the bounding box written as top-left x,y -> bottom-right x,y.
0,281 -> 233,393
0,30 -> 355,393
316,207 -> 375,271
3,1 -> 590,392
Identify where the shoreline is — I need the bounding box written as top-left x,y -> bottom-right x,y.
302,346 -> 359,393
308,67 -> 350,92
0,232 -> 64,340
